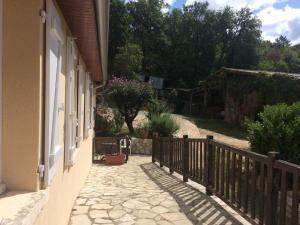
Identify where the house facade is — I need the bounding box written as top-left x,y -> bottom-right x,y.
0,0 -> 109,225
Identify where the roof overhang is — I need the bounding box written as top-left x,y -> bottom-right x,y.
55,0 -> 109,82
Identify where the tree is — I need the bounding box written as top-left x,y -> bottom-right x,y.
127,0 -> 169,75
107,0 -> 272,88
108,0 -> 130,75
274,35 -> 291,49
113,43 -> 143,78
107,77 -> 154,134
256,36 -> 300,73
225,8 -> 262,68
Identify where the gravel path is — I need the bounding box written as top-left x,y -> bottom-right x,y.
69,156 -> 246,225
135,113 -> 249,149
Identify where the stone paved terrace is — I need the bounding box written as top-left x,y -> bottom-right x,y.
69,156 -> 250,225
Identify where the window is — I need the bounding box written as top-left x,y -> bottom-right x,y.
44,0 -> 64,186
84,73 -> 92,139
76,62 -> 85,147
65,37 -> 78,166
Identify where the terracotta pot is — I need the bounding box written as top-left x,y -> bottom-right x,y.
105,154 -> 125,165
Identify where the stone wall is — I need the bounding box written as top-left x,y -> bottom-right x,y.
94,137 -> 152,155
131,138 -> 152,155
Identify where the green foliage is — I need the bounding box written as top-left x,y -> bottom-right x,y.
134,123 -> 150,138
274,35 -> 291,49
108,1 -> 262,88
107,77 -> 154,134
257,36 -> 300,73
147,99 -> 169,120
95,106 -> 124,137
224,72 -> 300,106
167,89 -> 178,105
126,0 -> 169,75
247,102 -> 300,165
149,113 -> 179,137
113,43 -> 143,78
112,108 -> 125,132
108,0 -> 130,75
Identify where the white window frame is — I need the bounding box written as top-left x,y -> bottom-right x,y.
84,73 -> 92,139
90,85 -> 95,128
0,0 -> 4,194
77,63 -> 85,147
65,37 -> 78,166
44,0 -> 64,187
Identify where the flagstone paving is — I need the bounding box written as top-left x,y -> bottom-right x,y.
69,156 -> 246,225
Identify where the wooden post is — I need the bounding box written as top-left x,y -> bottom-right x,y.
205,135 -> 214,195
169,135 -> 174,174
265,151 -> 280,225
183,135 -> 189,182
159,137 -> 163,167
152,133 -> 158,163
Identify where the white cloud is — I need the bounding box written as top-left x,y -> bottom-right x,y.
185,0 -> 300,44
185,0 -> 285,10
256,5 -> 300,44
165,0 -> 176,5
162,0 -> 176,13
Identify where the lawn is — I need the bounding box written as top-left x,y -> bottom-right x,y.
182,115 -> 248,140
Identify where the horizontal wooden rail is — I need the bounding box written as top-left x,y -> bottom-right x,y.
152,134 -> 300,225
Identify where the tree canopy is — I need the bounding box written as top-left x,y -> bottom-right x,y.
108,0 -> 300,88
107,77 -> 154,134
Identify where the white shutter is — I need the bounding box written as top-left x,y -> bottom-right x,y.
89,77 -> 93,129
44,0 -> 64,186
76,64 -> 84,147
84,73 -> 91,138
90,86 -> 95,128
65,37 -> 77,166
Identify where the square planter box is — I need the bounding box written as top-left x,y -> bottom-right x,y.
105,154 -> 125,166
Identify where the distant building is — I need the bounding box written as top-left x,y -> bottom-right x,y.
220,67 -> 300,126
139,75 -> 165,90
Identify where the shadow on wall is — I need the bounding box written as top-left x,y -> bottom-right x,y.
140,163 -> 243,225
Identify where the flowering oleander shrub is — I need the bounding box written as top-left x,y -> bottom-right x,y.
107,77 -> 154,134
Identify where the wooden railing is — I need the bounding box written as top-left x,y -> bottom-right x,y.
152,133 -> 300,225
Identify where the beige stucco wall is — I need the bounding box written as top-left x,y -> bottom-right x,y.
33,136 -> 93,225
1,0 -> 95,224
2,0 -> 43,191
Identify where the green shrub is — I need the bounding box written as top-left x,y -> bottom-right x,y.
95,115 -> 116,137
112,108 -> 124,132
149,114 -> 179,137
134,123 -> 150,139
94,106 -> 124,137
247,102 -> 300,164
147,100 -> 169,120
107,77 -> 154,134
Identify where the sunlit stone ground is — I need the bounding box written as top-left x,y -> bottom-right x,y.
69,156 -> 247,225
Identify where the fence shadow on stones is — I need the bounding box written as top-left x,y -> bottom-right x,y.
141,162 -> 243,225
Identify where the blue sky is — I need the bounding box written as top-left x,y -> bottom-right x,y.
165,0 -> 300,44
